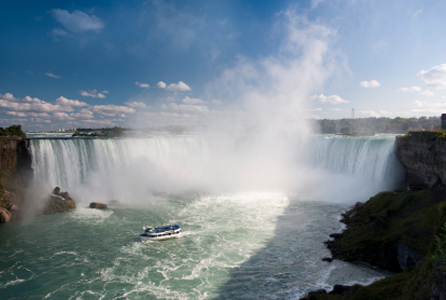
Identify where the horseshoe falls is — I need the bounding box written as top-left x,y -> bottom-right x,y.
0,134 -> 402,299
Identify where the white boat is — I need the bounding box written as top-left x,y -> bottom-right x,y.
140,224 -> 182,242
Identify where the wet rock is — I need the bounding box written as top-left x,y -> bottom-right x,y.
53,187 -> 60,195
43,188 -> 76,214
397,242 -> 424,270
8,204 -> 19,213
301,289 -> 327,299
0,207 -> 11,223
90,202 -> 107,209
322,257 -> 333,262
329,285 -> 352,296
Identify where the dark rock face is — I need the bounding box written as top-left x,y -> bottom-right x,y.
397,242 -> 424,270
395,136 -> 446,186
90,202 -> 107,209
43,187 -> 76,214
430,261 -> 446,300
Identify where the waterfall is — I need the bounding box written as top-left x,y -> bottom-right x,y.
30,134 -> 404,204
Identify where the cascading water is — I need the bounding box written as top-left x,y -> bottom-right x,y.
30,134 -> 403,204
0,134 -> 403,299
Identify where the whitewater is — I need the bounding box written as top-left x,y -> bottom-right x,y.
0,134 -> 403,299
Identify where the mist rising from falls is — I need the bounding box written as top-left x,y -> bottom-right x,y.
30,134 -> 404,205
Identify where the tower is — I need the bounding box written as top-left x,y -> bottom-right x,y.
441,114 -> 446,129
351,108 -> 355,119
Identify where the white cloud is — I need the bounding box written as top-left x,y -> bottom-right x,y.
51,9 -> 104,33
420,90 -> 434,97
0,93 -> 73,112
360,80 -> 380,88
55,96 -> 88,107
6,111 -> 27,117
102,90 -> 109,94
157,81 -> 167,89
311,94 -> 349,104
399,86 -> 421,92
125,101 -> 147,109
46,72 -> 61,79
165,103 -> 209,114
158,81 -> 192,91
51,28 -> 69,39
361,110 -> 389,117
182,96 -> 204,104
53,112 -> 74,120
212,99 -> 222,105
135,82 -> 150,89
79,90 -> 106,98
70,109 -> 94,119
417,64 -> 446,89
330,108 -> 342,111
91,105 -> 136,117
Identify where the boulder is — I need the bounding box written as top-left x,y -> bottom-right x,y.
329,285 -> 352,296
59,192 -> 70,200
90,202 -> 107,209
53,187 -> 61,195
397,242 -> 424,270
43,196 -> 76,214
8,204 -> 19,213
0,207 -> 11,223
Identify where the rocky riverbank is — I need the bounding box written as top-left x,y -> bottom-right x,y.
301,132 -> 446,299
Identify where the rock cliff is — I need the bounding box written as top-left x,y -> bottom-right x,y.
395,132 -> 446,186
0,137 -> 32,222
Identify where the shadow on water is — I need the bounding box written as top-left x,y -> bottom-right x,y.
213,197 -> 387,300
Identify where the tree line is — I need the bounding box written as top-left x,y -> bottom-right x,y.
312,116 -> 441,135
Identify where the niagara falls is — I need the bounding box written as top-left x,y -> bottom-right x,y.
2,1 -> 446,299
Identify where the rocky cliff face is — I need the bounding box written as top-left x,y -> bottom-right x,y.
0,137 -> 32,222
395,133 -> 446,186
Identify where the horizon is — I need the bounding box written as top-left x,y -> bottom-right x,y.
2,1 -> 446,131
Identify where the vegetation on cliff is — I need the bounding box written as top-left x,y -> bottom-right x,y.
304,186 -> 446,299
73,126 -> 125,137
0,125 -> 26,137
313,116 -> 440,135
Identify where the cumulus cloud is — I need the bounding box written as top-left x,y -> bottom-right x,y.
212,99 -> 222,105
51,28 -> 69,39
0,93 -> 73,112
157,81 -> 167,89
91,105 -> 136,117
55,96 -> 88,107
399,86 -> 421,92
360,80 -> 380,88
70,109 -> 94,119
164,103 -> 209,114
53,112 -> 74,120
182,96 -> 204,104
135,82 -> 150,89
79,90 -> 106,98
6,111 -> 27,117
51,9 -> 105,33
417,64 -> 446,89
46,72 -> 61,79
125,101 -> 147,109
311,94 -> 349,104
158,81 -> 192,91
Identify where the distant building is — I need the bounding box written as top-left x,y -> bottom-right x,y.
351,108 -> 355,119
442,114 -> 446,129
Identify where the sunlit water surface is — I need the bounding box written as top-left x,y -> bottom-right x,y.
0,192 -> 388,300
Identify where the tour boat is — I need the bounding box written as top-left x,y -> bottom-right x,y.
140,224 -> 182,242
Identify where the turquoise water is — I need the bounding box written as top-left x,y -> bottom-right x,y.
1,192 -> 388,299
0,134 -> 401,299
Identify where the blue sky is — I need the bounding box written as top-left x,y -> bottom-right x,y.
1,0 -> 446,130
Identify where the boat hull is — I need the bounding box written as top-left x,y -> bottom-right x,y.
140,231 -> 182,242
